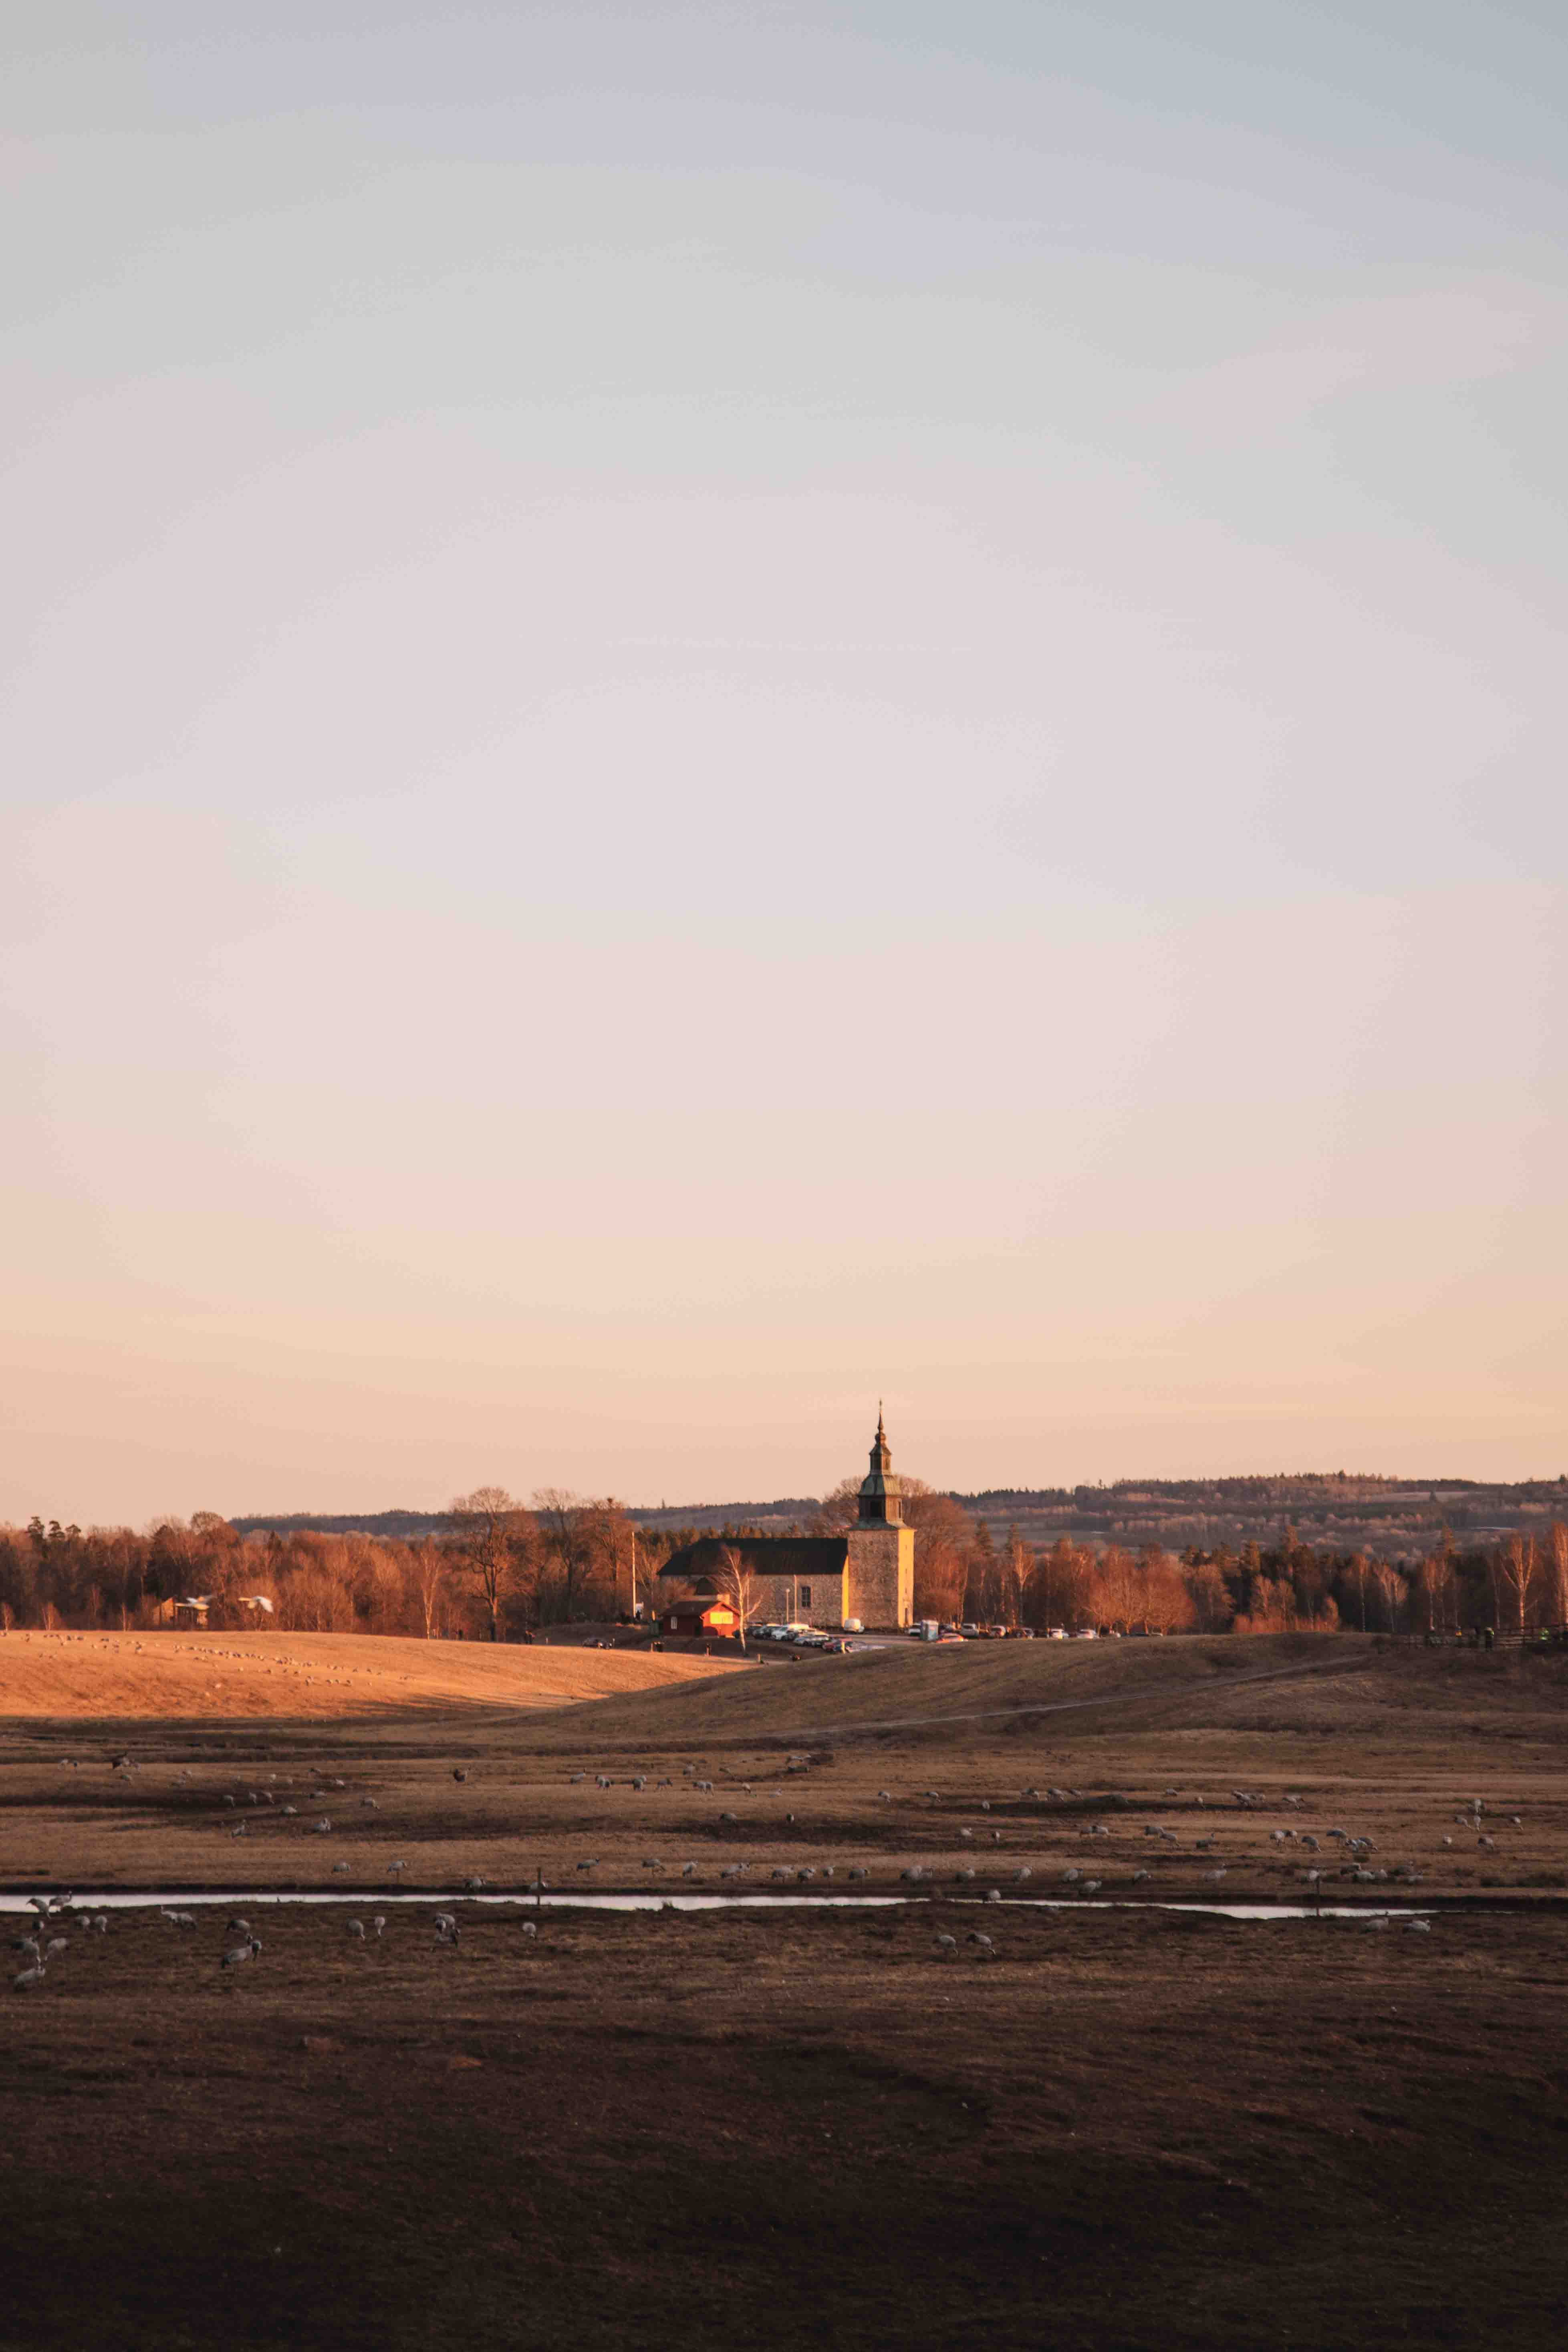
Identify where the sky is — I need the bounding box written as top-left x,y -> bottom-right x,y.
3,2 -> 1566,1524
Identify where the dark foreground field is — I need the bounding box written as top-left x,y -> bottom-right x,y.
7,1898 -> 1567,2352
4,1635 -> 1567,2350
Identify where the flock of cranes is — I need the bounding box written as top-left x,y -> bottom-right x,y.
10,1750 -> 1488,1991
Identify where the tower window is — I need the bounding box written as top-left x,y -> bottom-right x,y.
800,1585 -> 812,1606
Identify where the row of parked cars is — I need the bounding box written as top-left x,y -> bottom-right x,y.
911,1621 -> 1111,1641
754,1622 -> 844,1651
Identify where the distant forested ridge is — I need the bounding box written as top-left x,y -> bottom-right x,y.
233,1473 -> 1568,1552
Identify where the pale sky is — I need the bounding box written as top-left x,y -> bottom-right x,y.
3,2 -> 1565,1524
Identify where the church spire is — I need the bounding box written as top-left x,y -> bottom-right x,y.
858,1405 -> 901,1524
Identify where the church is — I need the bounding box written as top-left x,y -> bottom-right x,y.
657,1411 -> 915,1631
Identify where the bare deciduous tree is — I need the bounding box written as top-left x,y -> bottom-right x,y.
1544,1522 -> 1568,1631
1372,1561 -> 1406,1634
1141,1550 -> 1197,1635
449,1488 -> 528,1642
1495,1535 -> 1538,1643
713,1545 -> 764,1653
411,1539 -> 447,1640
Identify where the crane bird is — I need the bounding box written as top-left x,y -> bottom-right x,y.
966,1931 -> 994,1953
847,1866 -> 868,1882
520,1920 -> 536,1938
372,1916 -> 385,1938
221,1936 -> 262,1970
347,1919 -> 366,1941
933,1933 -> 957,1956
13,1964 -> 45,1992
226,1916 -> 251,1936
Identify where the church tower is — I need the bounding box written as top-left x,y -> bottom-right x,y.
845,1406 -> 915,1626
857,1406 -> 902,1524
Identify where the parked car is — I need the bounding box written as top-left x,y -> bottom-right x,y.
1044,1626 -> 1067,1640
959,1623 -> 981,1639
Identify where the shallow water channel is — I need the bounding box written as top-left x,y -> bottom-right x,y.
1,1889 -> 1427,1923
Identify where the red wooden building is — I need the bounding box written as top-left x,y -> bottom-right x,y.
661,1596 -> 740,1638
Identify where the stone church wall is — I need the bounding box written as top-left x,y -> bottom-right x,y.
752,1570 -> 848,1630
845,1526 -> 915,1627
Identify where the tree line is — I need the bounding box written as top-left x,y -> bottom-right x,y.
0,1491 -> 671,1640
815,1481 -> 1568,1637
2,1489 -> 1564,1639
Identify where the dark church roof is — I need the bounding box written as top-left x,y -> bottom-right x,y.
658,1535 -> 849,1587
